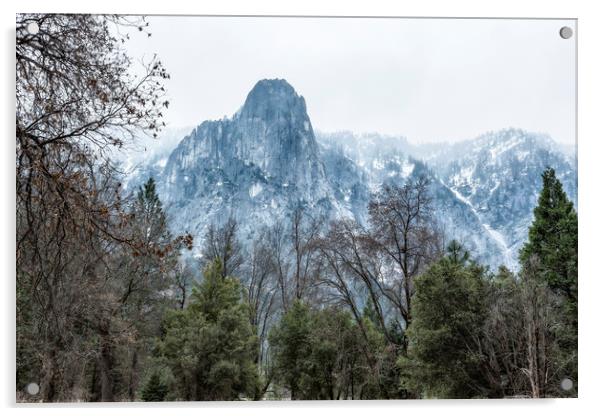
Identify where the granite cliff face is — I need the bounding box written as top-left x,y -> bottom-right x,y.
127,79 -> 576,269
155,79 -> 357,242
166,79 -> 325,194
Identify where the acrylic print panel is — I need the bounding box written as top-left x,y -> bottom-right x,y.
16,14 -> 577,402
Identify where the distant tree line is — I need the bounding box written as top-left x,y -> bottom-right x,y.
16,14 -> 577,401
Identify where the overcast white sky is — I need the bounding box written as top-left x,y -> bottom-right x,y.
125,17 -> 576,145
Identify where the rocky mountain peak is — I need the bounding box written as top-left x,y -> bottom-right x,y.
153,79 -> 337,238
236,79 -> 312,140
237,79 -> 308,123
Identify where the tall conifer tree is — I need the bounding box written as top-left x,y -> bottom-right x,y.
520,168 -> 578,322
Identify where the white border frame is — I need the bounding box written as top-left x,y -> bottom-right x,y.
3,1 -> 601,415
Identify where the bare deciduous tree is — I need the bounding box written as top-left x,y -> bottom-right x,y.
201,217 -> 244,279
519,257 -> 556,398
479,260 -> 570,398
173,260 -> 196,310
16,14 -> 177,401
290,208 -> 323,302
317,219 -> 389,342
264,209 -> 323,311
243,232 -> 278,398
368,176 -> 442,336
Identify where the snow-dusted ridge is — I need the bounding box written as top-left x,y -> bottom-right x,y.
125,80 -> 577,270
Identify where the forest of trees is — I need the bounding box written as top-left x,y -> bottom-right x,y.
16,14 -> 577,401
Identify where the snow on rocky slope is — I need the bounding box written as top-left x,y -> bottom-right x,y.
126,80 -> 577,270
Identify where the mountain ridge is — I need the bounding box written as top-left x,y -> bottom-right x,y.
126,79 -> 577,270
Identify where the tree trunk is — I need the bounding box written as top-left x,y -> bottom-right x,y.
99,328 -> 115,402
41,349 -> 59,402
128,349 -> 139,401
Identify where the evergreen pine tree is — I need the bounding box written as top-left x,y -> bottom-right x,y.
111,177 -> 180,400
270,302 -> 377,400
362,298 -> 381,330
140,371 -> 168,401
268,301 -> 312,400
134,177 -> 172,247
519,167 -> 578,395
398,243 -> 492,398
519,167 -> 578,323
159,259 -> 259,401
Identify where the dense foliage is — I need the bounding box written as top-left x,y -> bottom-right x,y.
158,260 -> 259,401
269,302 -> 385,399
398,244 -> 491,398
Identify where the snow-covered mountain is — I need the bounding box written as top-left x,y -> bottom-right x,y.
127,79 -> 577,270
435,129 -> 576,269
316,128 -> 576,269
147,79 -> 359,245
